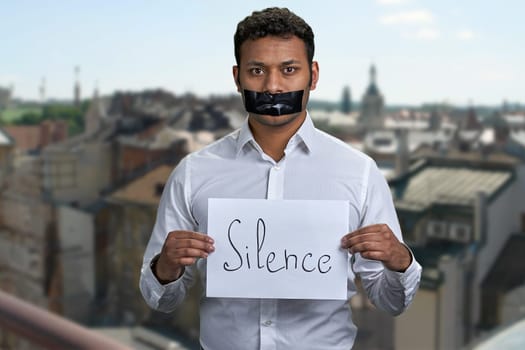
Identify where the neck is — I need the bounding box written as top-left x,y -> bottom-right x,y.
249,112 -> 306,162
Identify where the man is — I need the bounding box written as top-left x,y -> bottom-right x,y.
140,7 -> 421,349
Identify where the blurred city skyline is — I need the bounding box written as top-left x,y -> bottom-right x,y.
1,0 -> 524,106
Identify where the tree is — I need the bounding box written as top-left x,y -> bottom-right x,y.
41,104 -> 85,135
10,103 -> 87,136
15,112 -> 41,125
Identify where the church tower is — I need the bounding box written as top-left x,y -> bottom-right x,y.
359,64 -> 385,130
39,77 -> 46,103
341,85 -> 352,114
84,83 -> 103,134
74,66 -> 81,107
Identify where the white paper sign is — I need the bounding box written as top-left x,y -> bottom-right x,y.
206,198 -> 349,300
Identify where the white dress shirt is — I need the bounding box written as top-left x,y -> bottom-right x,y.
140,113 -> 422,350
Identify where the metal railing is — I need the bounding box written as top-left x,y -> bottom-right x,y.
0,289 -> 131,349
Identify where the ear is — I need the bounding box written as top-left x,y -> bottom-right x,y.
309,61 -> 319,91
233,65 -> 241,93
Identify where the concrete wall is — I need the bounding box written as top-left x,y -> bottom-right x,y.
395,256 -> 467,350
0,177 -> 53,306
478,166 -> 525,281
474,164 -> 525,327
396,289 -> 438,350
438,255 -> 465,349
58,205 -> 95,322
108,204 -> 156,324
107,201 -> 200,340
43,142 -> 112,205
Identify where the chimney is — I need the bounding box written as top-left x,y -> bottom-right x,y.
395,129 -> 410,176
474,191 -> 487,243
53,120 -> 69,142
39,121 -> 51,148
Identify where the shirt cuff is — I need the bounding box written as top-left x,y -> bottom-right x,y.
384,245 -> 422,286
143,256 -> 186,306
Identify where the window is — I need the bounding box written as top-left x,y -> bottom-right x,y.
449,223 -> 471,243
373,138 -> 392,147
427,220 -> 448,239
43,158 -> 77,189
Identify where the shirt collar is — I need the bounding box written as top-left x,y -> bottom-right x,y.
235,117 -> 254,156
235,111 -> 316,157
294,112 -> 315,153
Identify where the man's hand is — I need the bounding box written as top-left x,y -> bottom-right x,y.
154,230 -> 215,284
340,224 -> 411,272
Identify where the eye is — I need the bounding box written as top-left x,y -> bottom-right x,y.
250,67 -> 264,76
283,66 -> 297,74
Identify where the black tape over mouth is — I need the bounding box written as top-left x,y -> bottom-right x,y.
243,89 -> 304,116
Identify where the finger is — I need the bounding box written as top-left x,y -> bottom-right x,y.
172,247 -> 211,260
172,238 -> 215,253
359,250 -> 386,261
173,256 -> 199,267
354,224 -> 389,236
349,241 -> 390,262
347,241 -> 385,255
168,230 -> 214,243
341,225 -> 383,243
341,232 -> 387,248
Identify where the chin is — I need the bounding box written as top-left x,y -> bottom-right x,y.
251,112 -> 303,127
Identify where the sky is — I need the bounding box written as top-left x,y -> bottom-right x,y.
1,0 -> 524,106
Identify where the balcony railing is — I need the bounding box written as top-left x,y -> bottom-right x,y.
0,289 -> 131,349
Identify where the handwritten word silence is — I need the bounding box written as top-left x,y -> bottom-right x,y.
223,218 -> 333,274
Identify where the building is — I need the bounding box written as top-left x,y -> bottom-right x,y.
0,156 -> 57,311
3,120 -> 68,154
391,153 -> 525,350
105,165 -> 201,343
0,128 -> 14,186
359,64 -> 385,131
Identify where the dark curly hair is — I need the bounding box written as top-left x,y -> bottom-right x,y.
234,7 -> 315,66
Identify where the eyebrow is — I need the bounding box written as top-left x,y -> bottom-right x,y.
281,59 -> 301,66
246,60 -> 265,67
245,59 -> 302,67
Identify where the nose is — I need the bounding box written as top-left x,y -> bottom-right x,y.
263,70 -> 284,94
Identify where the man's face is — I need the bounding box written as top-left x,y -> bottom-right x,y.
233,35 -> 319,127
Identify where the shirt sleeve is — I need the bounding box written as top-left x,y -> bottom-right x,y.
352,158 -> 422,315
139,156 -> 199,313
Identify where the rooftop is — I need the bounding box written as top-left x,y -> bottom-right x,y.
2,125 -> 40,150
108,164 -> 173,206
0,127 -> 14,145
395,166 -> 513,211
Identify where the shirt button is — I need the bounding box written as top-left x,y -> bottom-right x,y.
273,165 -> 280,170
263,320 -> 272,326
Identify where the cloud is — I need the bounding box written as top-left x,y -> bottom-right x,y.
457,30 -> 475,40
480,72 -> 511,81
416,28 -> 440,40
377,0 -> 409,5
379,10 -> 434,25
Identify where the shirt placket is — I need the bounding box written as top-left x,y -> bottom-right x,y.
260,156 -> 286,350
